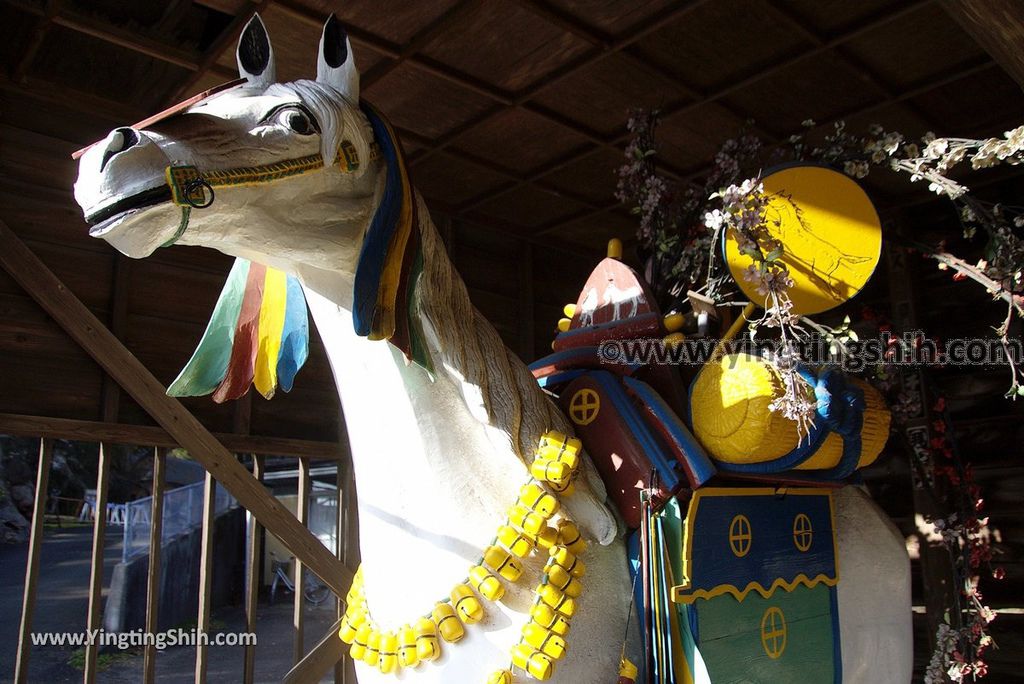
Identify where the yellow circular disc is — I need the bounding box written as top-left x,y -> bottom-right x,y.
725,165 -> 882,315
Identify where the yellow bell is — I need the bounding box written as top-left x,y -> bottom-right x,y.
536,447 -> 579,471
518,483 -> 560,518
511,643 -> 554,681
398,624 -> 419,668
346,584 -> 363,607
364,629 -> 381,667
483,545 -> 524,581
538,431 -> 581,460
545,476 -> 575,496
350,623 -> 372,660
549,545 -> 586,578
414,617 -> 440,662
556,520 -> 587,556
538,583 -> 576,617
530,459 -> 572,485
546,563 -> 583,598
530,603 -> 571,636
488,669 -> 513,684
497,525 -> 536,557
508,504 -> 546,536
607,238 -> 623,260
562,304 -> 577,318
451,584 -> 484,624
619,656 -> 639,680
528,525 -> 558,550
469,564 -> 506,601
521,622 -> 567,660
663,312 -> 685,332
338,609 -> 366,644
557,317 -> 572,332
663,332 -> 686,348
432,602 -> 465,643
378,631 -> 398,674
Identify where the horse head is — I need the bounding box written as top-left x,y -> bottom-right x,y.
74,14 -> 378,278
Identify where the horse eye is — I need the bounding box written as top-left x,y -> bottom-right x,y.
270,107 -> 316,135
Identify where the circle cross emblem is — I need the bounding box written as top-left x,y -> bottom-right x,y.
569,389 -> 600,426
793,513 -> 813,552
728,514 -> 752,557
760,606 -> 787,659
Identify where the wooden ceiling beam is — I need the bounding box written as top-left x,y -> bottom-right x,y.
361,0 -> 490,90
759,0 -> 942,131
168,0 -> 270,103
942,0 -> 1024,88
7,0 -> 58,83
3,0 -> 236,79
409,0 -> 716,170
446,0 -> 940,224
533,57 -> 996,239
396,126 -> 611,212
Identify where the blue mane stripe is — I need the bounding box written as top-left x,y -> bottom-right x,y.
276,274 -> 309,393
352,103 -> 403,337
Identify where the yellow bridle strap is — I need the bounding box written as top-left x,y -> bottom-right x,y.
166,141 -> 378,207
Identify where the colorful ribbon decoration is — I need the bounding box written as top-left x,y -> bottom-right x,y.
167,258 -> 309,402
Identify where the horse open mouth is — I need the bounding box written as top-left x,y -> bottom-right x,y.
85,185 -> 172,235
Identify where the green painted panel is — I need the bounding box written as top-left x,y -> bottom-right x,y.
696,585 -> 835,683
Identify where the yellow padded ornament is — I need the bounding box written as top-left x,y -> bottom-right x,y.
689,353 -> 890,469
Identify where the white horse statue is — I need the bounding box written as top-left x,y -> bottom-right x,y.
72,15 -> 911,683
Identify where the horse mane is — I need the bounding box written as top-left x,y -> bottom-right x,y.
413,207 -> 567,462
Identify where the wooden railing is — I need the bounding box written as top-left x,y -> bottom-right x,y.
1,220 -> 358,683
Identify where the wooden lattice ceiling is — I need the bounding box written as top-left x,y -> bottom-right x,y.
4,0 -> 1024,250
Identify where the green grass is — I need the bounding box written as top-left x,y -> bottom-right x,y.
67,648 -> 137,672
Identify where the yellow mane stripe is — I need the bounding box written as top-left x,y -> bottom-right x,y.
253,267 -> 288,398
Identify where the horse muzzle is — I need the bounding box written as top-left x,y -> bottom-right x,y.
74,127 -> 180,256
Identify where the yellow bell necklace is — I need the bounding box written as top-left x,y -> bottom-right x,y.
338,430 -> 588,682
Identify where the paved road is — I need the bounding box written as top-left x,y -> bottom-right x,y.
1,527 -> 339,683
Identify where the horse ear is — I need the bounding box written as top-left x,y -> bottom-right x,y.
317,14 -> 359,101
237,14 -> 276,88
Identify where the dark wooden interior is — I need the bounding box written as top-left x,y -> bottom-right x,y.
3,0 -> 1024,680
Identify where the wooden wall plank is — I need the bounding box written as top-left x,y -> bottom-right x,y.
243,454 -> 265,684
83,442 -> 111,684
194,470 -> 217,684
14,438 -> 52,684
294,457 -> 310,665
142,447 -> 166,684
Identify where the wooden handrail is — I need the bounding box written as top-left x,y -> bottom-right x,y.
0,413 -> 343,459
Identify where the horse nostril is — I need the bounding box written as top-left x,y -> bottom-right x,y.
100,127 -> 142,172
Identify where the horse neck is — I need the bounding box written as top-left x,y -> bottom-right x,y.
301,213 -> 530,628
